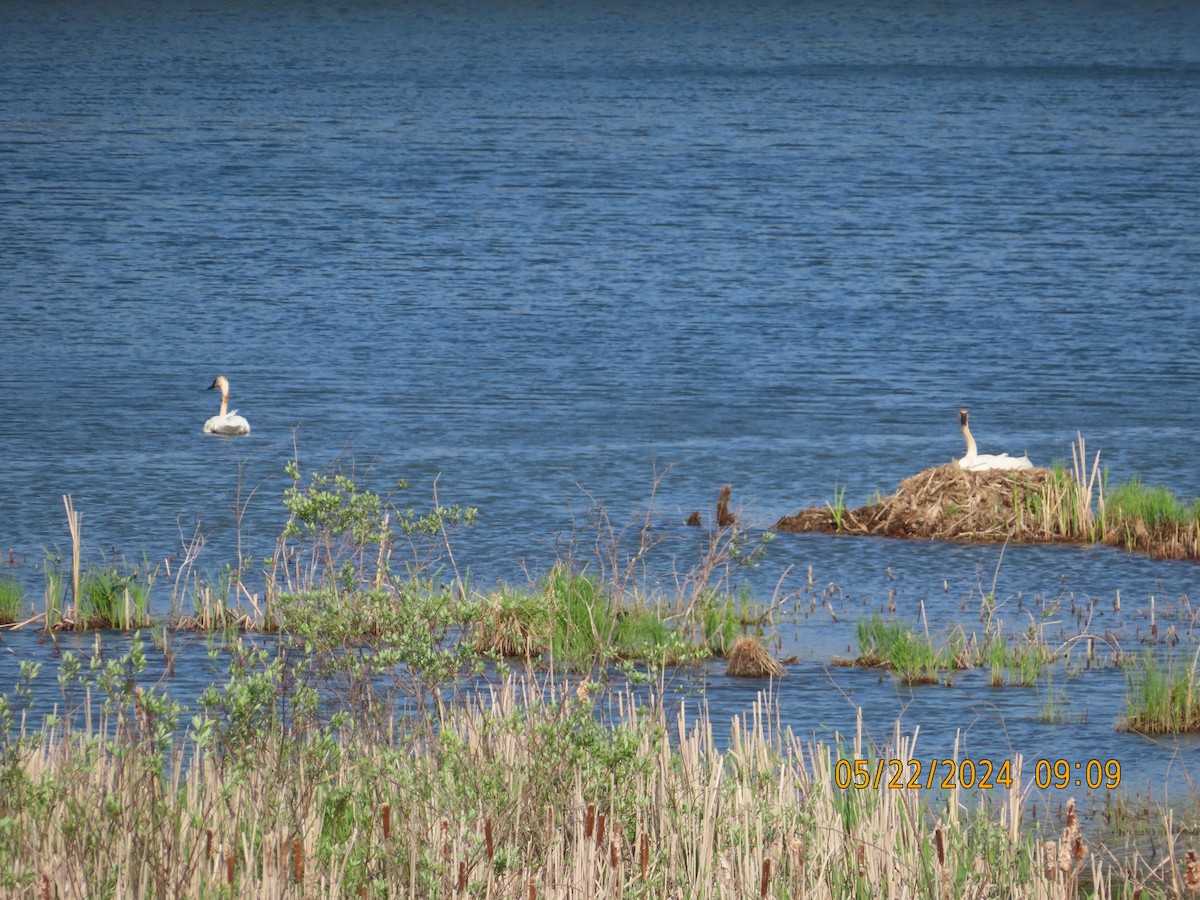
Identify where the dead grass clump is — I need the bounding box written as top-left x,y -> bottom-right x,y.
775,463 -> 1057,543
1108,515 -> 1200,561
471,593 -> 552,659
725,636 -> 785,678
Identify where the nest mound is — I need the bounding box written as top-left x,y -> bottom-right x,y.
725,637 -> 786,678
774,463 -> 1056,543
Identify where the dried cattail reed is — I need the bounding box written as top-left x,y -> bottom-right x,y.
205,829 -> 213,862
63,495 -> 81,628
457,861 -> 467,893
226,851 -> 235,886
585,803 -> 595,840
1058,797 -> 1087,873
292,837 -> 304,883
717,484 -> 736,527
640,832 -> 649,878
1072,832 -> 1087,865
760,858 -> 771,897
1184,849 -> 1199,893
1057,839 -> 1073,875
382,802 -> 391,841
485,815 -> 495,860
596,812 -> 606,848
1043,840 -> 1058,882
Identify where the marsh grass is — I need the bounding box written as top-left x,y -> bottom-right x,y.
546,564 -> 616,668
0,661 -> 1160,899
471,587 -> 555,659
846,615 -> 956,684
1005,634 -> 1054,687
1038,674 -> 1079,725
76,566 -> 152,630
1122,648 -> 1200,734
986,635 -> 1009,687
1107,477 -> 1200,529
543,565 -> 712,669
1106,477 -> 1200,558
610,606 -> 671,659
0,578 -> 22,625
43,559 -> 64,630
470,568 -> 738,671
698,591 -> 741,656
182,582 -> 253,632
826,482 -> 848,531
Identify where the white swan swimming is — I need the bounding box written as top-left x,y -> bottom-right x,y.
956,408 -> 1032,471
203,375 -> 251,436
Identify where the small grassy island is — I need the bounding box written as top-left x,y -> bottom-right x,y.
775,440 -> 1200,561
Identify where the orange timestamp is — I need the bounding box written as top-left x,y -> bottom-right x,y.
833,758 -> 1122,791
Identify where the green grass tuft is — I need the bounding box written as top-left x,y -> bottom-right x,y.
853,616 -> 955,685
1122,648 -> 1200,734
0,578 -> 23,625
1108,477 -> 1200,527
78,567 -> 151,629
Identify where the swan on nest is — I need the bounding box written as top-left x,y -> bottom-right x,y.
956,408 -> 1031,471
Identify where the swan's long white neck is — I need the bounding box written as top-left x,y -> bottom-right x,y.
960,415 -> 978,457
218,388 -> 229,418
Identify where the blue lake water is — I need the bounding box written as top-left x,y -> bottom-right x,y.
2,0 -> 1200,823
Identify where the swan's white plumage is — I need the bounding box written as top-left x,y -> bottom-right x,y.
203,375 -> 251,436
955,408 -> 1031,471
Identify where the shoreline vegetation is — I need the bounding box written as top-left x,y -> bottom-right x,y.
774,437 -> 1200,562
1,451 -> 1199,895
4,666 -> 1195,899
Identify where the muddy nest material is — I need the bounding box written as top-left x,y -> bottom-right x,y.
774,463 -> 1056,543
725,637 -> 786,678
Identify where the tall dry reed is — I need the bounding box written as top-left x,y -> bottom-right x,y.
3,674 -> 1187,898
